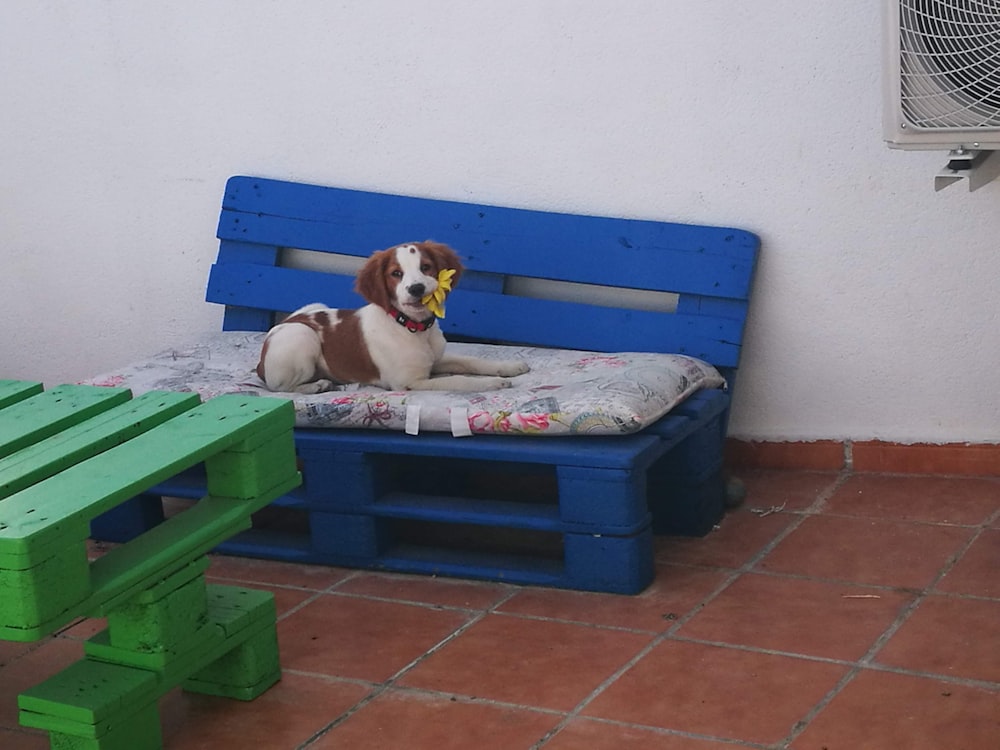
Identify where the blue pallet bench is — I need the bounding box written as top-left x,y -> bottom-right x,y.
89,176 -> 759,594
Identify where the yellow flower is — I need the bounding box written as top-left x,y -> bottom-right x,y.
422,268 -> 456,318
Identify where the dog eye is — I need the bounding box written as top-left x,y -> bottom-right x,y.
391,270 -> 403,278
420,264 -> 432,273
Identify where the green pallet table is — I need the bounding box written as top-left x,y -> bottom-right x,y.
0,380 -> 300,750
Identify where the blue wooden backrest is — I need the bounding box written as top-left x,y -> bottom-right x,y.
207,176 -> 759,373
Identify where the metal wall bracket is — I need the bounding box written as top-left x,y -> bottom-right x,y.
934,149 -> 1000,192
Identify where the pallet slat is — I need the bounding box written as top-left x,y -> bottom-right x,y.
219,176 -> 757,298
0,391 -> 201,499
0,385 -> 131,458
0,396 -> 296,557
208,261 -> 746,363
0,381 -> 44,411
374,492 -> 563,530
297,429 -> 666,470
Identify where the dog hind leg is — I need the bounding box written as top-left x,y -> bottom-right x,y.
259,324 -> 335,393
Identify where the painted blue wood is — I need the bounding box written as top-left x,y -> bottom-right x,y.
555,465 -> 650,531
645,391 -> 729,439
440,293 -> 743,364
373,493 -> 565,531
94,175 -> 761,594
206,262 -> 359,314
209,263 -> 506,315
211,176 -> 758,372
294,430 -> 667,470
215,510 -> 654,594
220,307 -> 272,332
454,270 -> 505,294
371,546 -> 567,588
214,240 -> 280,266
216,202 -> 757,299
205,261 -> 745,363
373,476 -> 648,534
222,176 -> 756,261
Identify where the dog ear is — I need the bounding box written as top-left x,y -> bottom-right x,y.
355,248 -> 393,310
421,241 -> 465,287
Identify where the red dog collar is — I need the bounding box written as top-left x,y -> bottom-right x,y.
389,307 -> 436,333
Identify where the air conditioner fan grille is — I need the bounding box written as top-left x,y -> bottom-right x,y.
899,0 -> 1000,129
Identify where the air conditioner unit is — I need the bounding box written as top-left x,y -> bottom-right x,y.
883,0 -> 1000,189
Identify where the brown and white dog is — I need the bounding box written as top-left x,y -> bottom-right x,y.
256,241 -> 529,393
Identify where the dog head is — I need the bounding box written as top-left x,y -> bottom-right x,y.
355,241 -> 464,317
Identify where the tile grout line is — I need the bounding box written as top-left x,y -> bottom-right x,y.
552,716 -> 774,750
9,475 -> 995,747
305,587 -> 519,617
294,587 -> 524,749
198,492 -> 1000,750
857,517 -> 994,669
860,661 -> 1000,692
529,470 -> 853,750
486,608 -> 660,636
369,681 -> 570,718
776,491 -> 998,749
272,484 -> 995,750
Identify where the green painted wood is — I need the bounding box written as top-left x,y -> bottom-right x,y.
160,586 -> 276,691
0,541 -> 90,641
0,385 -> 131,459
0,391 -> 200,500
17,580 -> 281,738
0,395 -> 297,557
84,628 -> 204,672
205,430 -> 298,500
202,584 -> 275,637
0,381 -> 43,410
105,559 -> 209,653
18,658 -> 159,724
20,701 -> 162,748
85,584 -> 276,683
87,477 -> 298,618
5,385 -> 295,749
0,521 -> 90,571
127,557 -> 210,605
85,618 -> 218,672
184,624 -> 280,700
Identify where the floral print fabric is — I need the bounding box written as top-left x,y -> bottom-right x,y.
86,331 -> 725,436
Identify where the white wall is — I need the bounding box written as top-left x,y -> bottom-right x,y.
2,1 -> 998,444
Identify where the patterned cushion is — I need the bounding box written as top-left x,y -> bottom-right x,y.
86,331 -> 725,436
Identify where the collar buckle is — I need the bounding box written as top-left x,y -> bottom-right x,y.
390,307 -> 435,333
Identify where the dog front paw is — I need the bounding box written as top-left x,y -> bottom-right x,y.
497,361 -> 530,377
473,376 -> 512,391
297,379 -> 336,394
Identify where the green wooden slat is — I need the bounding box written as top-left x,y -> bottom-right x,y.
83,618 -> 219,672
83,583 -> 274,678
0,381 -> 44,411
88,477 -> 297,617
0,391 -> 201,499
21,585 -> 275,730
159,587 -> 275,688
202,584 -> 275,636
0,385 -> 132,459
17,658 -> 159,724
0,395 -> 296,556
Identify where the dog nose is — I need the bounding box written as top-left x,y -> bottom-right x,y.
407,283 -> 426,298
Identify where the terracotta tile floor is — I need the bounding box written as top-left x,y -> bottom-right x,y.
2,470 -> 999,749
